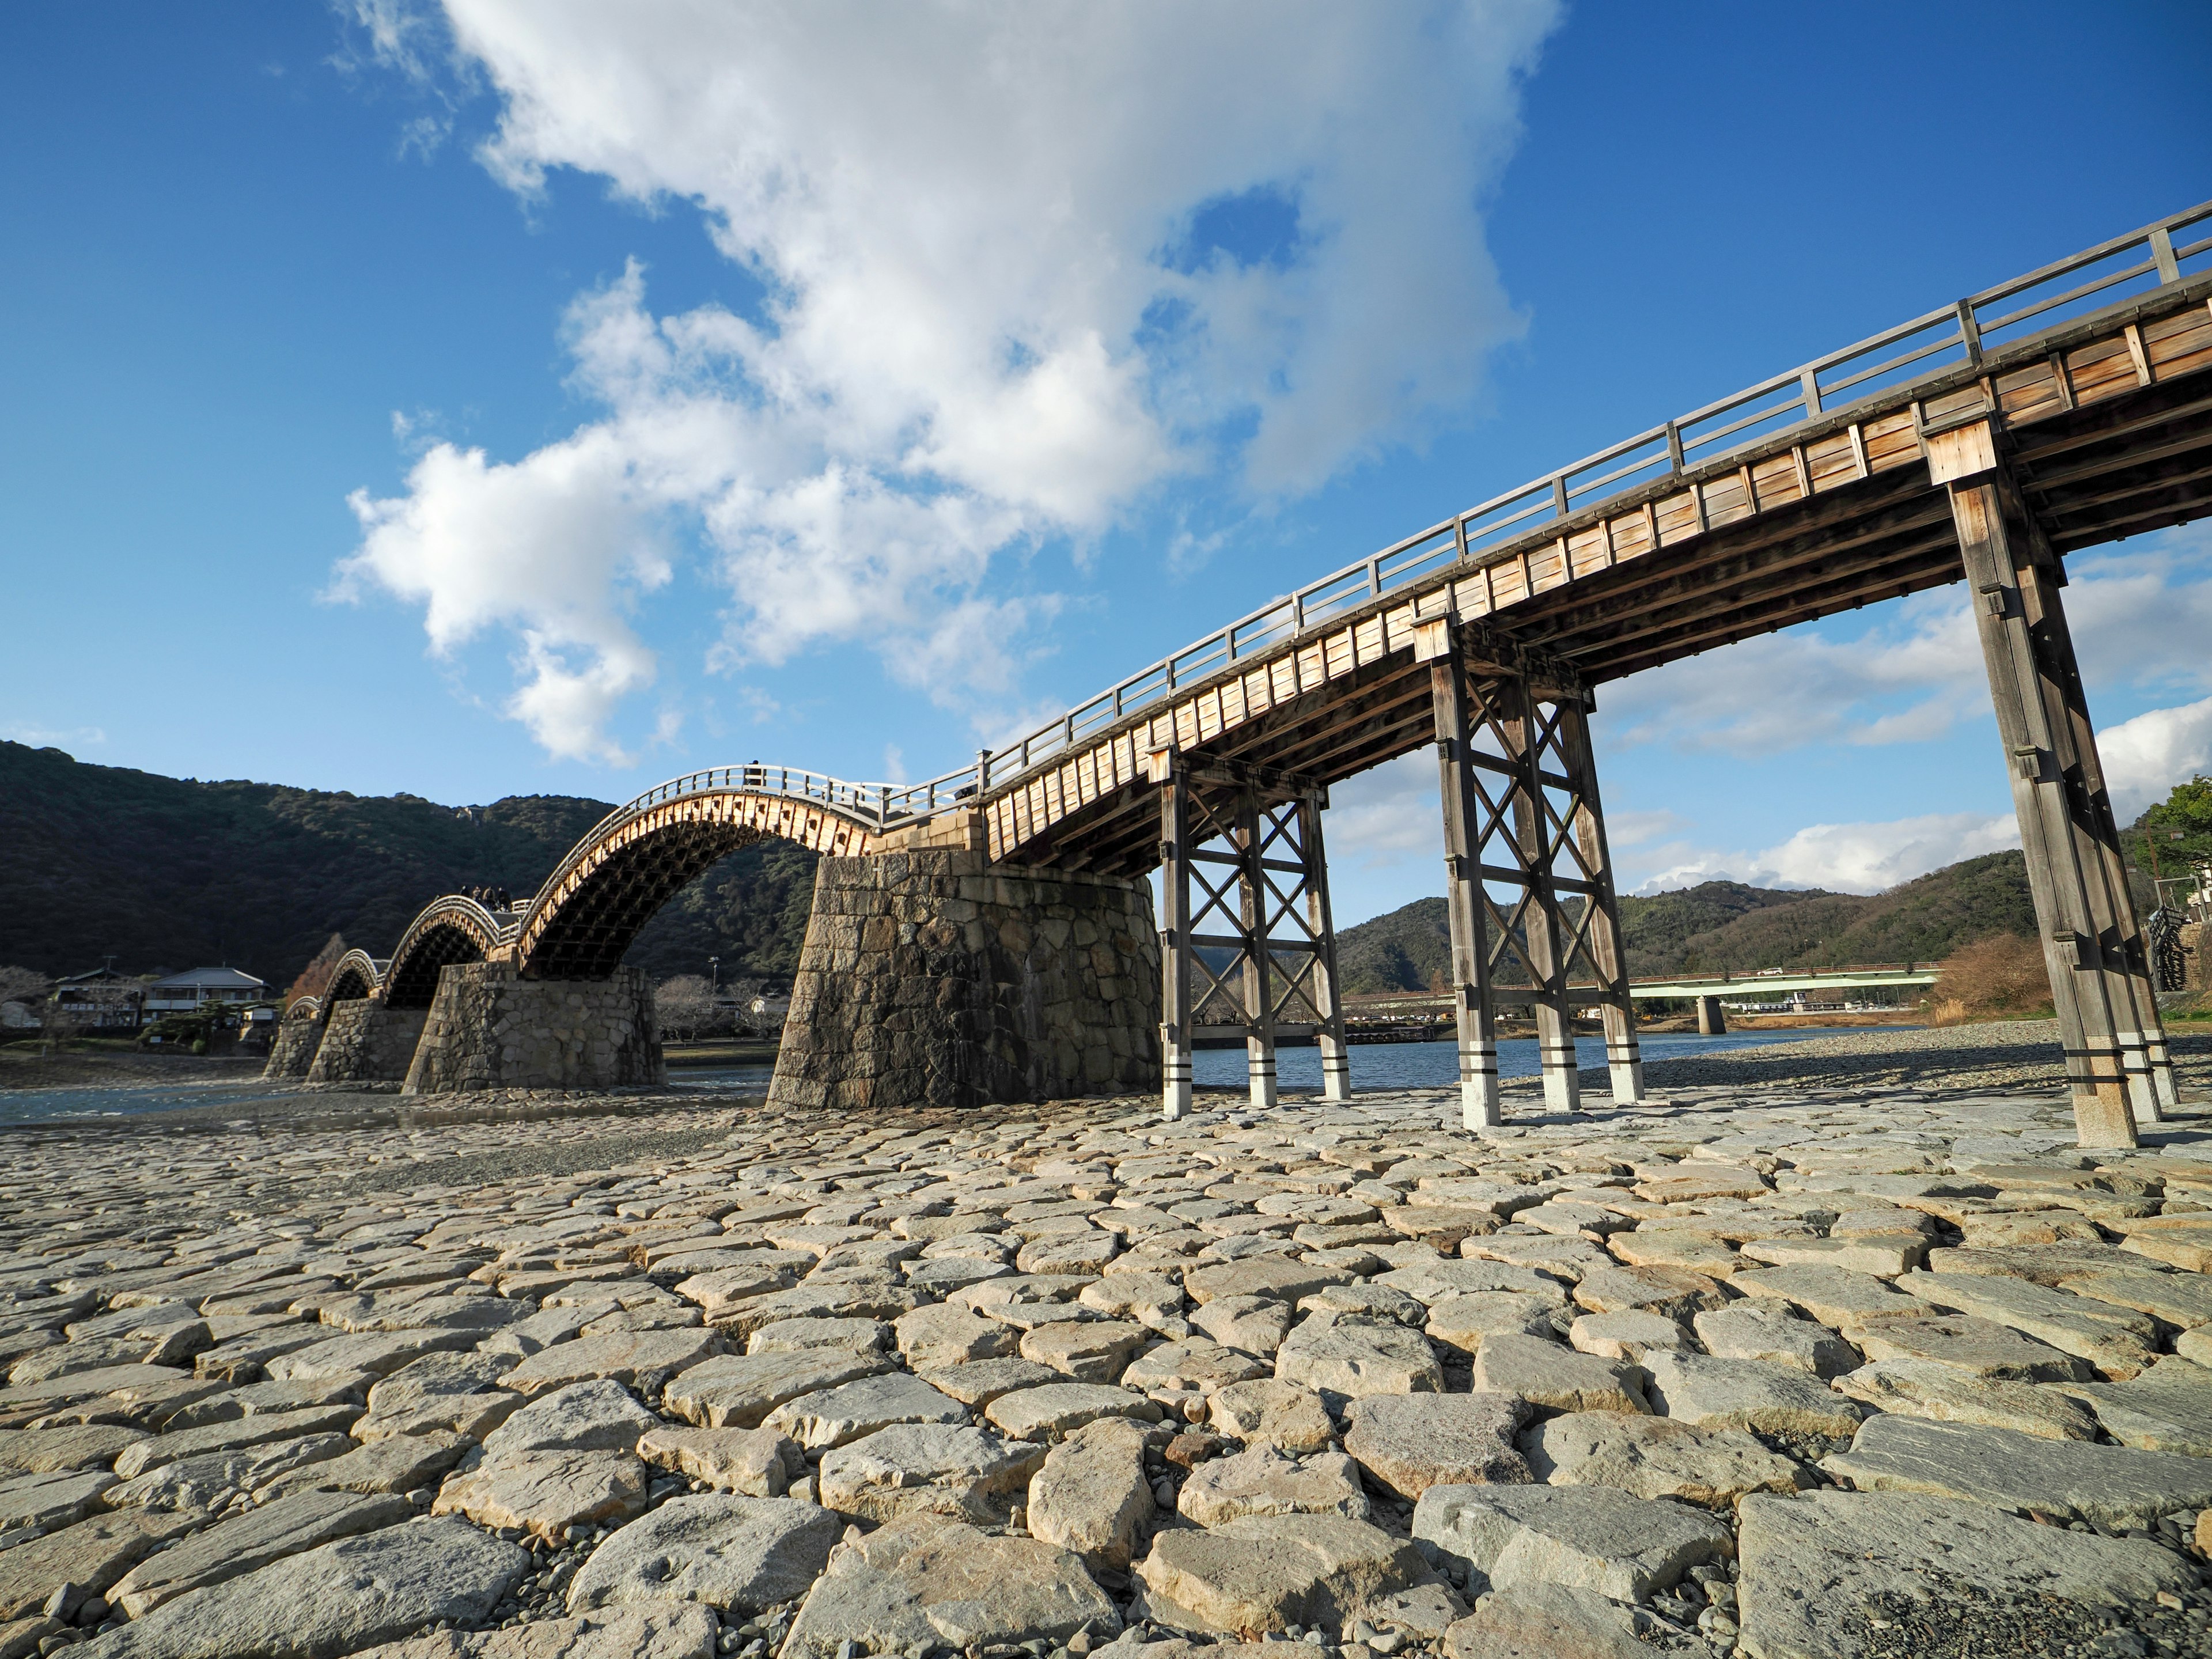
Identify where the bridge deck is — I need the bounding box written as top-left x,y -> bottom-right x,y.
958,208 -> 2212,876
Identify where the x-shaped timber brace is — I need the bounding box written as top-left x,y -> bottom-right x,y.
1153,749 -> 1354,1120
1927,414 -> 2177,1148
1420,617 -> 1645,1132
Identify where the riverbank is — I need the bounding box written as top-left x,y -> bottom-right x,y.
0,1027 -> 2206,1659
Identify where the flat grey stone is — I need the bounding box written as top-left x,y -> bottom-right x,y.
499,1331 -> 724,1397
433,1449 -> 649,1541
0,1467 -> 115,1531
1340,1393 -> 1531,1498
1851,1313 -> 2091,1381
482,1379 -> 660,1457
1412,1483 -> 1730,1602
461,1604 -> 719,1658
1565,1311 -> 1692,1363
1190,1295 -> 1294,1356
983,1383 -> 1157,1441
1735,1488 -> 2195,1659
1469,1335 -> 1646,1415
263,1329 -> 476,1382
1184,1260 -> 1353,1306
1729,1266 -> 1918,1329
1821,1412 -> 2212,1528
1178,1444 -> 1369,1527
816,1423 -> 1046,1524
259,1429 -> 471,1498
2052,1355 -> 2212,1454
914,1357 -> 1059,1407
112,1406 -> 361,1479
781,1515 -> 1119,1659
1420,1293 -> 1564,1360
1122,1338 -> 1271,1397
566,1493 -> 839,1614
1135,1513 -> 1437,1636
1691,1304 -> 1857,1378
1570,1267 -> 1729,1321
2063,1268 -> 2212,1329
892,1305 -> 1020,1371
1830,1358 -> 2099,1441
1275,1320 -> 1443,1405
0,1424 -> 149,1474
72,1517 -> 525,1658
662,1351 -> 891,1429
1025,1414 -> 1153,1570
1440,1582 -> 1664,1659
105,1434 -> 354,1509
1020,1320 -> 1150,1382
1639,1352 -> 1865,1439
108,1487 -> 411,1616
0,1508 -> 201,1623
1520,1411 -> 1808,1509
637,1424 -> 801,1497
1896,1269 -> 2157,1377
1374,1263 -> 1566,1305
1206,1379 -> 1338,1455
763,1372 -> 967,1450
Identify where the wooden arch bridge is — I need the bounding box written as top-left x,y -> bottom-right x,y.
284,200 -> 2212,1147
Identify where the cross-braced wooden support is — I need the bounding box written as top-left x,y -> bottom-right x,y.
1153,748 -> 1354,1119
1423,622 -> 1645,1131
1930,417 -> 2178,1148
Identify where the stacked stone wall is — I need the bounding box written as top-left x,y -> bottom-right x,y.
305,1002 -> 428,1088
403,963 -> 663,1094
262,1016 -> 323,1080
768,850 -> 1160,1112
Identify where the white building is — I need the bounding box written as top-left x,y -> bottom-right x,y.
143,967 -> 267,1017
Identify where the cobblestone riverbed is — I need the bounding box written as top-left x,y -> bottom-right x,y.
1,1026 -> 2209,1659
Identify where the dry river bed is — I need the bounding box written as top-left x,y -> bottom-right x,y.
0,1026 -> 2209,1659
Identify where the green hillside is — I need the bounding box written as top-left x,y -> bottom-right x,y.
1335,851 -> 2042,995
0,743 -> 817,989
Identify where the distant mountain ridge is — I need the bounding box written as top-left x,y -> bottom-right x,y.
0,742 -> 817,988
1334,852 -> 2043,995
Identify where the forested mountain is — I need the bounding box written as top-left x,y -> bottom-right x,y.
1335,851 -> 2043,995
0,743 -> 817,988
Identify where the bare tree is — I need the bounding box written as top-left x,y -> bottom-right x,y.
0,965 -> 49,1007
655,975 -> 720,1041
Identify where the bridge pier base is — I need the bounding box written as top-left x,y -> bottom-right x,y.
769,851 -> 1158,1112
1426,620 -> 1645,1131
1935,418 -> 2176,1148
1153,751 -> 1353,1120
308,1001 -> 429,1088
403,963 -> 662,1094
262,1012 -> 324,1080
1696,997 -> 1727,1037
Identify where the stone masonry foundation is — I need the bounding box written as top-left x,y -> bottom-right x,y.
768,850 -> 1161,1112
262,1016 -> 323,1081
403,963 -> 664,1094
306,1001 -> 429,1088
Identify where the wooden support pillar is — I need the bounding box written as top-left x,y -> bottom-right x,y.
1157,753 -> 1194,1122
1931,418 -> 2149,1147
1501,679 -> 1582,1114
1555,695 -> 1646,1103
1298,793 -> 1355,1103
1234,789 -> 1279,1111
1430,654 -> 1503,1131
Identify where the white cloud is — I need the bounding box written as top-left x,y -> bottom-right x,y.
1629,810 -> 2021,897
1324,752 -> 1440,866
1600,525 -> 2212,760
2100,695 -> 2212,819
340,1 -> 1558,764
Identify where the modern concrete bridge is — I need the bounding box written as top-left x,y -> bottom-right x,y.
270,201 -> 2212,1147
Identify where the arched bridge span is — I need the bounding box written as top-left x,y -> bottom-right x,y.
382,896 -> 513,1007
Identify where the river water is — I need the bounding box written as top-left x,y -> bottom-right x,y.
0,1026 -> 1886,1127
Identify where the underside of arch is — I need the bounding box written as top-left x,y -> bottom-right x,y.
318,952 -> 382,1024
521,819 -> 770,980
384,919 -> 493,1008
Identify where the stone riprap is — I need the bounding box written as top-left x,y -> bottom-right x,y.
263,1015 -> 322,1080
767,851 -> 1160,1112
403,964 -> 663,1094
0,1032 -> 2207,1658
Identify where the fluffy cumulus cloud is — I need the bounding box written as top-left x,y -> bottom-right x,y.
336,0 -> 1558,764
1628,812 -> 2022,897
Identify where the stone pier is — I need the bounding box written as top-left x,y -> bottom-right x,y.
770,850 -> 1160,1111
262,1013 -> 323,1080
1696,995 -> 1727,1036
305,1001 -> 429,1088
403,963 -> 663,1094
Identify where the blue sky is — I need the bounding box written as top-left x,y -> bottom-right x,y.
3,2 -> 2210,927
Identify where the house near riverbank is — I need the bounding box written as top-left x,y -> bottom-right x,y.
143,966 -> 266,1017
